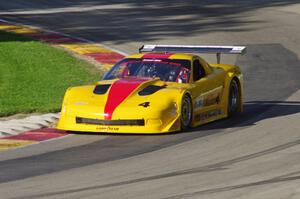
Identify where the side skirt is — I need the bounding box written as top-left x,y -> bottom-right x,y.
192,107 -> 227,127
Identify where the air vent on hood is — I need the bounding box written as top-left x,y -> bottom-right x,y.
138,85 -> 165,96
93,84 -> 111,94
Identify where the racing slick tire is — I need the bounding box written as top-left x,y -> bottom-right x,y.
228,79 -> 240,117
181,94 -> 193,130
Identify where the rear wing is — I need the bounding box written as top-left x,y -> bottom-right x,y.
139,44 -> 246,64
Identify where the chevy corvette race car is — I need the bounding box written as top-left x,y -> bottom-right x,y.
57,45 -> 246,133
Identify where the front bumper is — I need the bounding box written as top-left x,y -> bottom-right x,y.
57,114 -> 180,134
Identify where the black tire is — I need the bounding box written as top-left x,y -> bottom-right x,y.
228,79 -> 240,117
181,94 -> 193,130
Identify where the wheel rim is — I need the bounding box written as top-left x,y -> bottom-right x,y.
229,83 -> 238,113
182,96 -> 192,127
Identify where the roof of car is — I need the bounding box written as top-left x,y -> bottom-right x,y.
127,53 -> 195,60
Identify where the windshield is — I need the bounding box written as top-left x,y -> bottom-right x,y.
103,58 -> 191,83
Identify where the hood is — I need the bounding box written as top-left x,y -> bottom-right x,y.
97,77 -> 165,120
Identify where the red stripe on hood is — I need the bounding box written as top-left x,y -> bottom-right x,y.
142,53 -> 174,59
104,78 -> 147,120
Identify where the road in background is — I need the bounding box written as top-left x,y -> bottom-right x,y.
1,1 -> 300,198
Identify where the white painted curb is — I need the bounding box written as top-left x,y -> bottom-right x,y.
0,113 -> 60,137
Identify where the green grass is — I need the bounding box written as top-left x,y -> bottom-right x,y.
0,31 -> 102,117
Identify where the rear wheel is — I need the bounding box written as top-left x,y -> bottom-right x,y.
181,94 -> 192,130
228,79 -> 240,117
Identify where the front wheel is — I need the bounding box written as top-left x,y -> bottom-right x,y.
181,94 -> 192,130
228,79 -> 240,117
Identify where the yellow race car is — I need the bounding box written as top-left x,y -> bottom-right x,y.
57,45 -> 246,134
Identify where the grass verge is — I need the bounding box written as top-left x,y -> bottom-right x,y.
0,30 -> 102,117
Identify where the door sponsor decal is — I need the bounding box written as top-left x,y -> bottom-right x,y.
194,86 -> 223,111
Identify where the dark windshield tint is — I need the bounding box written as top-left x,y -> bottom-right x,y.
103,58 -> 191,83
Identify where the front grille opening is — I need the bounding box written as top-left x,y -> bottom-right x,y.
76,117 -> 145,126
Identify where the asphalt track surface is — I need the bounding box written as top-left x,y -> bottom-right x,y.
1,1 -> 300,198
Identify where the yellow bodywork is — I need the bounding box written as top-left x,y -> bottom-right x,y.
57,53 -> 243,134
